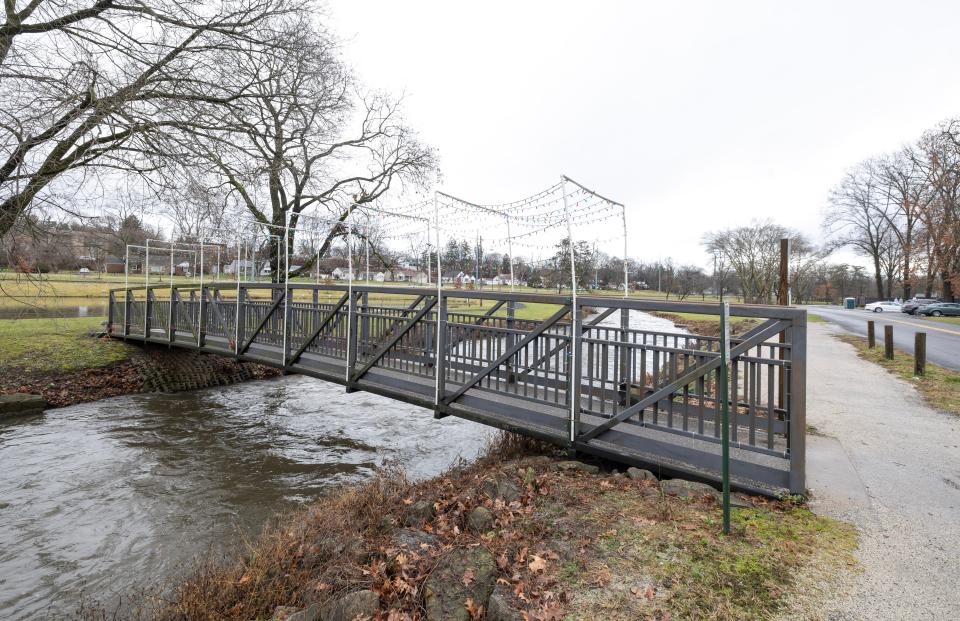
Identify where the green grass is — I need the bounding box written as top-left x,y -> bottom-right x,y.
0,317 -> 131,373
924,315 -> 960,325
837,333 -> 960,416
562,485 -> 856,621
807,313 -> 826,323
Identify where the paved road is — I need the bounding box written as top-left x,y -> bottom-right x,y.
803,305 -> 960,371
799,323 -> 960,620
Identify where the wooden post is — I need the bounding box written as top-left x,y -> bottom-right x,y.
867,320 -> 875,348
884,325 -> 894,360
914,332 -> 926,376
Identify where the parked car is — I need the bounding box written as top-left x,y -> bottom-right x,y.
901,297 -> 940,315
864,300 -> 901,313
917,302 -> 960,317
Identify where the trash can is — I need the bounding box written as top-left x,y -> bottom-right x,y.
843,297 -> 856,309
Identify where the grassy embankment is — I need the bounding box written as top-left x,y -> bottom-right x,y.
140,436 -> 856,621
0,316 -> 128,373
836,333 -> 960,416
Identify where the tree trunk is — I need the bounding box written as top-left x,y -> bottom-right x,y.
872,258 -> 884,299
902,235 -> 913,300
943,273 -> 956,302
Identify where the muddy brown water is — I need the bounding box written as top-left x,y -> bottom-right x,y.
0,376 -> 491,619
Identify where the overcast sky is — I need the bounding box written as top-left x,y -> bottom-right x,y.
328,1 -> 960,267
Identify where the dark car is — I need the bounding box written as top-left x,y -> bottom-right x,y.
901,298 -> 940,315
918,302 -> 960,317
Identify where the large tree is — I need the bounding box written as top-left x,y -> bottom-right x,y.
913,121 -> 960,301
824,159 -> 899,298
0,0 -> 297,237
169,18 -> 437,281
876,150 -> 932,299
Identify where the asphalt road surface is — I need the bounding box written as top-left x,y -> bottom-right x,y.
803,305 -> 960,371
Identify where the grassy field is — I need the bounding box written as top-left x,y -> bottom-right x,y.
0,317 -> 131,373
925,315 -> 960,325
837,333 -> 960,416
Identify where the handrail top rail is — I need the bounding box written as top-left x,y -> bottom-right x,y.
108,282 -> 808,320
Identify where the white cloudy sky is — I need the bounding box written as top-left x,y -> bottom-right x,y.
328,1 -> 960,267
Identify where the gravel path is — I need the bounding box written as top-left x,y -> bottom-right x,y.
803,322 -> 960,620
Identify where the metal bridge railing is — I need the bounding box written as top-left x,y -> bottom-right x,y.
108,283 -> 807,494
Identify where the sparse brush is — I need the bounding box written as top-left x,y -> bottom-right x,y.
479,430 -> 560,463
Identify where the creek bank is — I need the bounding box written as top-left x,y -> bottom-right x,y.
650,311 -> 757,338
0,338 -> 279,408
155,446 -> 856,621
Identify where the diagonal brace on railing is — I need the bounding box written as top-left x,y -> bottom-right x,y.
286,292 -> 352,369
577,318 -> 791,442
239,291 -> 285,355
445,300 -> 507,352
443,305 -> 572,405
349,297 -> 438,383
374,295 -> 426,343
513,306 -> 611,381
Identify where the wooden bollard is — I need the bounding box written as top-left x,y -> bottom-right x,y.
867,320 -> 875,348
915,332 -> 926,376
884,325 -> 894,360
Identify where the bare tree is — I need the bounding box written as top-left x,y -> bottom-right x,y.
824,159 -> 897,298
876,150 -> 932,299
0,0 -> 298,237
913,120 -> 960,301
703,220 -> 791,304
169,19 -> 437,281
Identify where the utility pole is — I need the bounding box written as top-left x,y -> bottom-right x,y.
778,238 -> 790,306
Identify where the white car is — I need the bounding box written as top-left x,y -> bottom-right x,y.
864,300 -> 901,313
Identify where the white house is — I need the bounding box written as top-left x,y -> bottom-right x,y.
390,268 -> 428,283
332,266 -> 354,280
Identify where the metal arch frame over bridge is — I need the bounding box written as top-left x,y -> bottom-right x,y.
108,282 -> 807,495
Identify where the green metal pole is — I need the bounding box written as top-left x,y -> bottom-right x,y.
719,301 -> 731,534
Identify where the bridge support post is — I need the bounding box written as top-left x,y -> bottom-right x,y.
505,301 -> 516,383
434,292 -> 449,418
169,288 -> 178,345
124,289 -> 132,337
235,288 -> 246,356
145,288 -> 153,340
569,301 -> 583,443
346,291 -> 359,392
198,286 -> 208,348
788,316 -> 807,495
617,307 -> 631,407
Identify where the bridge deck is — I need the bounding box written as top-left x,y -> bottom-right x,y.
110,284 -> 807,495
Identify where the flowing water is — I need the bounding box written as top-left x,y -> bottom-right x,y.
0,376 -> 491,620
